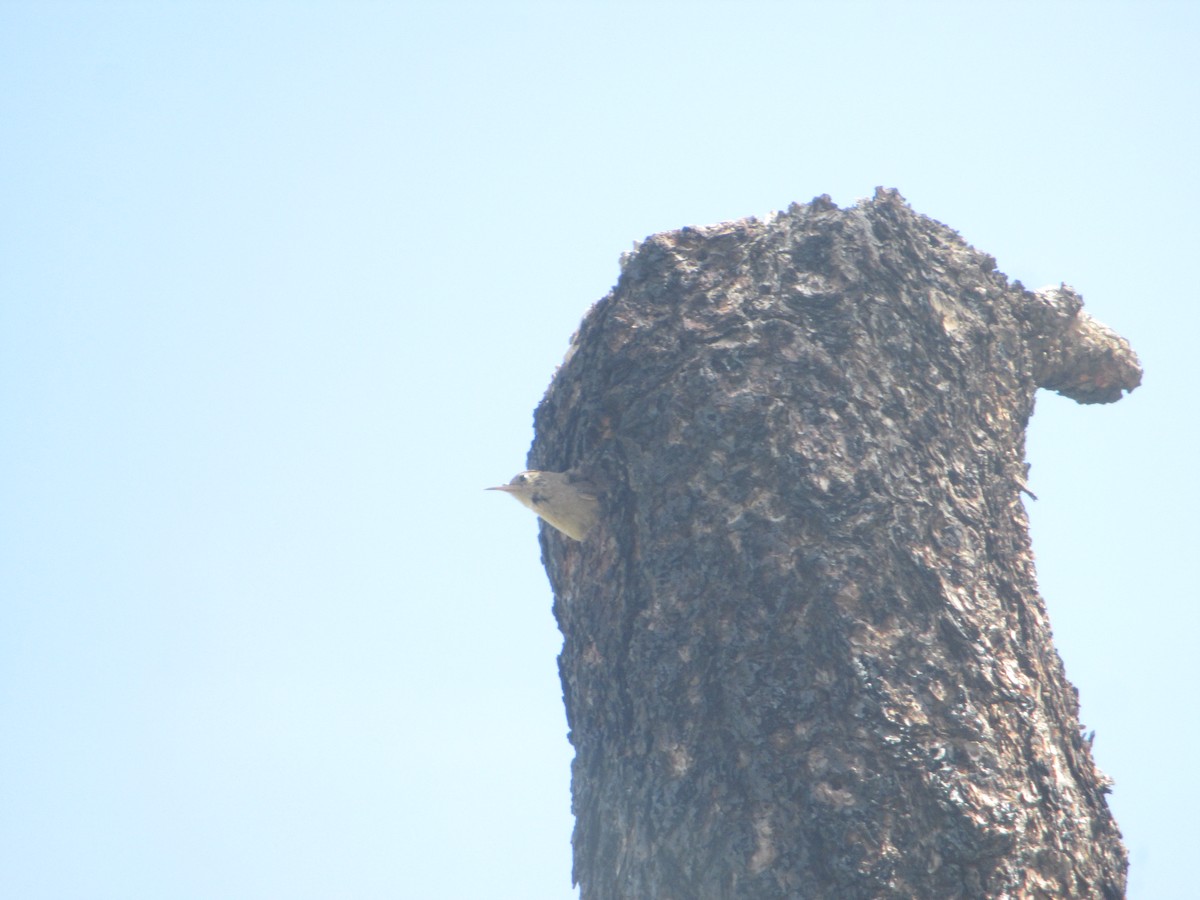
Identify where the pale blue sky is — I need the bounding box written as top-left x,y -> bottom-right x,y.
2,2 -> 1196,898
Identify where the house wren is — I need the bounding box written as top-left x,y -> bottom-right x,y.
487,470 -> 600,541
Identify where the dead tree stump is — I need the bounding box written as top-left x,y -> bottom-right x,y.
529,189 -> 1140,899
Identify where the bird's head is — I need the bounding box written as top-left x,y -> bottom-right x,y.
486,470 -> 543,500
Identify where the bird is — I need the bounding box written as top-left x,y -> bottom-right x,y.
487,470 -> 600,541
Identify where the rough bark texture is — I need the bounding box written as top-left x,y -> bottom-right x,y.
529,189 -> 1140,899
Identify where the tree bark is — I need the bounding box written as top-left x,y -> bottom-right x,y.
529,189 -> 1140,899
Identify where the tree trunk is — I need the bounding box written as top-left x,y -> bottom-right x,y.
529,189 -> 1140,899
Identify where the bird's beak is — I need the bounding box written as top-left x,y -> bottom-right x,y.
486,485 -> 514,492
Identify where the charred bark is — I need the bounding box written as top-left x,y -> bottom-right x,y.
529,189 -> 1139,899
